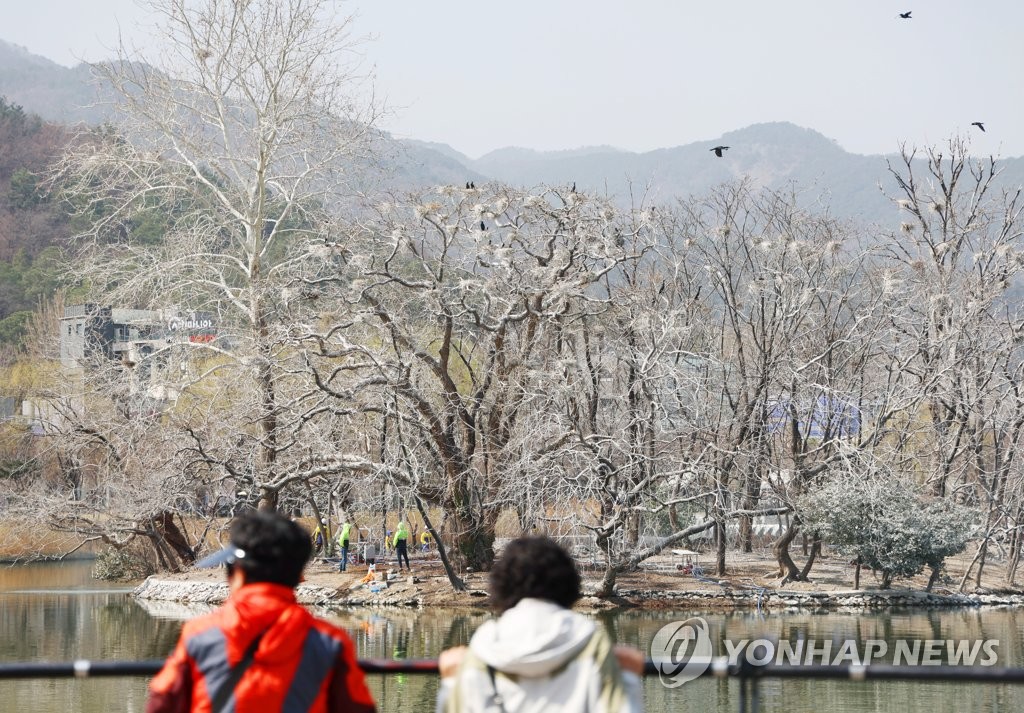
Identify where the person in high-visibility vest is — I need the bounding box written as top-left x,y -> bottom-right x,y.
420,530 -> 433,553
311,518 -> 328,554
393,521 -> 411,570
336,522 -> 353,572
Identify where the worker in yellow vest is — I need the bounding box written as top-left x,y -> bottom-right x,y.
336,522 -> 353,572
311,518 -> 329,554
393,521 -> 411,570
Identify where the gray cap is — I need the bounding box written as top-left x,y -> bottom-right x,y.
193,546 -> 247,569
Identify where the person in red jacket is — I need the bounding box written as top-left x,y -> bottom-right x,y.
146,511 -> 377,713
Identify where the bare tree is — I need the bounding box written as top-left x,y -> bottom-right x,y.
1,299 -> 202,569
55,0 -> 379,513
304,184 -> 639,570
881,139 -> 1024,589
654,183 -> 880,580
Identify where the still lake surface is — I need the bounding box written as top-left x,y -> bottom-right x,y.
2,560 -> 1023,712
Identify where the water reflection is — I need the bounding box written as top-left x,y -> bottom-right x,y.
321,608 -> 490,711
625,607 -> 1024,713
325,605 -> 1024,713
2,561 -> 1024,713
0,561 -> 181,713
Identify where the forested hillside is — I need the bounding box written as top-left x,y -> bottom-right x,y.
0,97 -> 71,350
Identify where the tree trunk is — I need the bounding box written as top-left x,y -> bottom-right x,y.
1008,542 -> 1021,587
449,479 -> 496,571
854,557 -> 861,589
381,483 -> 389,553
594,532 -> 618,597
257,487 -> 278,512
926,564 -> 942,592
715,518 -> 727,576
452,508 -> 496,572
958,539 -> 988,593
667,478 -> 682,532
880,570 -> 893,589
326,491 -> 336,556
668,503 -> 680,532
304,483 -> 332,556
152,511 -> 196,567
625,512 -> 640,548
415,496 -> 465,591
796,531 -> 821,581
738,513 -> 753,554
255,322 -> 279,510
1007,515 -> 1022,586
773,524 -> 801,583
150,535 -> 171,571
739,465 -> 760,553
975,537 -> 988,589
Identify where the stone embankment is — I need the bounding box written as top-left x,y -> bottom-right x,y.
133,575 -> 490,609
134,575 -> 1024,611
614,587 -> 1024,610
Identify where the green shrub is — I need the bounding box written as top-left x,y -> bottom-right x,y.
800,463 -> 975,589
92,546 -> 155,581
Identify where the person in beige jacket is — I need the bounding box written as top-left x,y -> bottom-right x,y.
436,537 -> 644,713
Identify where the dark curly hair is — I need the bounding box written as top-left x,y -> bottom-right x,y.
229,511 -> 312,588
489,537 -> 581,613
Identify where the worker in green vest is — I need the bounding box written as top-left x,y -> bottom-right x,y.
393,521 -> 411,570
336,522 -> 353,572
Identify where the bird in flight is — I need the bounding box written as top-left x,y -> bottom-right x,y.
898,11 -> 912,18
971,122 -> 985,132
710,146 -> 730,158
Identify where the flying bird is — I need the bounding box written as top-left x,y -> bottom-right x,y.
898,11 -> 912,18
971,122 -> 986,132
710,146 -> 730,158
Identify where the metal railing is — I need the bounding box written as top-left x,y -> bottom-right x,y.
675,658 -> 1024,713
0,659 -> 438,679
3,658 -> 1024,712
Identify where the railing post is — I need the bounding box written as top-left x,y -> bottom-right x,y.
734,647 -> 762,713
737,671 -> 746,713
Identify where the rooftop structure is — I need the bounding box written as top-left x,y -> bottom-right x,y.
59,304 -> 219,404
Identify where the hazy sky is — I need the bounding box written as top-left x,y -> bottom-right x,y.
3,0 -> 1022,158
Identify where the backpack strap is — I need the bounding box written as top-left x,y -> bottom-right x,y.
209,632 -> 265,713
485,664 -> 509,713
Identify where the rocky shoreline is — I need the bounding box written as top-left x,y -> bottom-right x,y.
612,587 -> 1024,610
132,575 -> 470,609
133,575 -> 1024,611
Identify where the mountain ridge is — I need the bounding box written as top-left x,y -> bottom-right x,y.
3,38 -> 1022,225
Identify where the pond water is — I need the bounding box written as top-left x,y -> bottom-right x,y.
2,560 -> 1023,712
